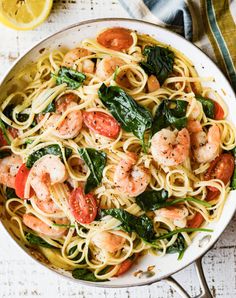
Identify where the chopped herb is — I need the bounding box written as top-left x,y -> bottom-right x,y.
52,223 -> 75,228
155,228 -> 213,240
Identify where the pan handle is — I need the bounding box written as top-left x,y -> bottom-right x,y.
164,257 -> 213,298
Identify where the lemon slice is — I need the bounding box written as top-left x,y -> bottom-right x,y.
0,0 -> 53,30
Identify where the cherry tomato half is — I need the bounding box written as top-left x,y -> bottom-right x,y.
15,163 -> 34,199
205,153 -> 235,192
187,212 -> 204,229
68,187 -> 98,224
8,127 -> 19,139
114,259 -> 134,277
83,111 -> 120,139
97,27 -> 133,51
0,129 -> 7,146
206,189 -> 220,201
213,100 -> 224,120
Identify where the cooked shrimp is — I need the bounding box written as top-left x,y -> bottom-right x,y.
29,155 -> 68,201
155,206 -> 188,228
147,75 -> 160,92
187,101 -> 202,133
92,231 -> 126,253
114,152 -> 150,197
56,93 -> 78,112
63,47 -> 91,68
47,101 -> 83,139
34,198 -> 61,214
82,59 -> 95,74
151,128 -> 190,166
0,154 -> 22,188
189,101 -> 202,120
191,124 -> 221,163
187,119 -> 202,133
23,214 -> 68,238
96,56 -> 125,80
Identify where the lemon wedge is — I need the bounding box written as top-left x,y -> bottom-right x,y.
0,0 -> 53,30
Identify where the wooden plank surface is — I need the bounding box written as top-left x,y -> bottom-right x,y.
0,1 -> 235,297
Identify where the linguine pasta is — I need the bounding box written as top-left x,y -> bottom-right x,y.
1,27 -> 236,281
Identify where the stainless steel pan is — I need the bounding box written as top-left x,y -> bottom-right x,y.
1,18 -> 235,298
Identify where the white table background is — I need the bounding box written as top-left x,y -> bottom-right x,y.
0,1 -> 235,297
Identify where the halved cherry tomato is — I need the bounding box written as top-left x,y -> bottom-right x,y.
0,127 -> 19,147
115,259 -> 134,277
97,27 -> 133,51
8,127 -> 19,139
213,100 -> 224,120
206,189 -> 220,201
83,111 -> 120,139
205,153 -> 234,192
187,212 -> 204,228
15,163 -> 34,199
0,129 -> 7,146
68,187 -> 97,224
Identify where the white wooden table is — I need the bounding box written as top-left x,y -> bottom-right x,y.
0,1 -> 235,297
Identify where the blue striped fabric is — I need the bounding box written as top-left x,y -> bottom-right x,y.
143,0 -> 193,40
205,0 -> 236,90
119,0 -> 236,91
119,0 -> 192,39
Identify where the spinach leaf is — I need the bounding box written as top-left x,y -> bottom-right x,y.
72,268 -> 108,282
196,95 -> 215,119
231,147 -> 236,190
136,191 -> 211,211
25,233 -> 54,248
53,67 -> 86,89
78,148 -> 107,194
6,187 -> 19,200
98,84 -> 152,150
101,208 -> 155,242
140,46 -> 174,84
136,189 -> 169,211
3,104 -> 29,124
166,234 -> 186,260
26,144 -> 72,168
0,119 -> 11,145
42,101 -> 56,114
151,100 -> 188,135
0,150 -> 11,159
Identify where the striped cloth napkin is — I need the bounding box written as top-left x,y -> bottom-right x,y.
119,0 -> 236,91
